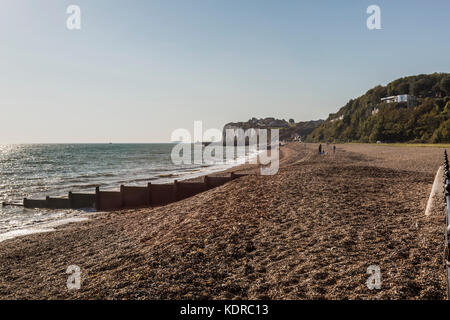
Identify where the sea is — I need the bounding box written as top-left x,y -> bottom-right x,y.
0,143 -> 258,242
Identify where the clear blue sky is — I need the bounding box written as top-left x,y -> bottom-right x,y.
1,0 -> 449,143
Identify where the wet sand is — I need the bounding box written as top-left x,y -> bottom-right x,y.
0,143 -> 447,299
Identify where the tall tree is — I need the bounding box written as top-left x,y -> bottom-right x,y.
440,76 -> 450,96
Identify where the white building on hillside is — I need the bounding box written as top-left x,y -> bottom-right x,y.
381,94 -> 416,107
330,115 -> 344,122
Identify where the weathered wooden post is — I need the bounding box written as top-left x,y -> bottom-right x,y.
120,185 -> 125,209
68,191 -> 73,209
147,182 -> 152,207
95,186 -> 100,211
205,175 -> 211,189
174,180 -> 179,201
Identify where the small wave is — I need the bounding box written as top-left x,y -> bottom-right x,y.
0,217 -> 89,242
157,173 -> 179,178
23,160 -> 56,165
64,178 -> 89,183
76,173 -> 115,179
182,169 -> 201,172
130,177 -> 159,182
117,177 -> 158,184
73,183 -> 101,189
146,168 -> 176,173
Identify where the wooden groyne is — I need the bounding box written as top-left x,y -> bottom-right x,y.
19,172 -> 250,211
23,193 -> 95,210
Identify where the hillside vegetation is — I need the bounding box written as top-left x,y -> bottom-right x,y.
307,73 -> 450,143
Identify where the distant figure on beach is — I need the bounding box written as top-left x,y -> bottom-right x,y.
333,145 -> 336,153
318,144 -> 322,155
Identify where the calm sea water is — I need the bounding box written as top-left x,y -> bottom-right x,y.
0,143 -> 255,239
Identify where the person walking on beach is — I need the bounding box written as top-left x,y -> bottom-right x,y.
333,145 -> 336,153
318,144 -> 322,155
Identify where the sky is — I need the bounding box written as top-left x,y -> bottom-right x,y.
1,0 -> 450,143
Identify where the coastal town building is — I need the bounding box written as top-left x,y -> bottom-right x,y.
381,94 -> 417,107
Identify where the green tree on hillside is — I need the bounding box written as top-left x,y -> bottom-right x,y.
440,76 -> 450,96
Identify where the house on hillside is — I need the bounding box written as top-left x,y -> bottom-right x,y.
330,115 -> 344,123
381,94 -> 417,108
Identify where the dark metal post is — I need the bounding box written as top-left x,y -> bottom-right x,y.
443,150 -> 450,299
